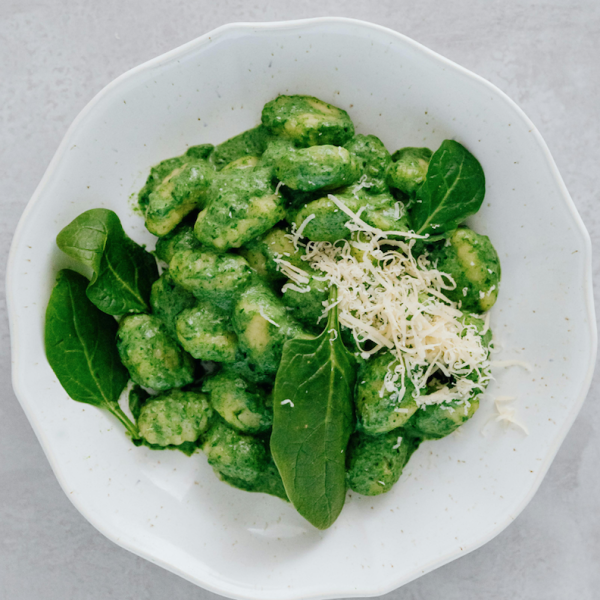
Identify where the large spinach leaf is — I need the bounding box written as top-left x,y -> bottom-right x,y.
410,140 -> 485,236
56,209 -> 158,315
270,287 -> 356,530
45,269 -> 139,438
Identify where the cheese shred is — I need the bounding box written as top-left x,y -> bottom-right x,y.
283,195 -> 495,409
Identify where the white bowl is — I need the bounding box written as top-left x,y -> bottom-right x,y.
7,17 -> 597,600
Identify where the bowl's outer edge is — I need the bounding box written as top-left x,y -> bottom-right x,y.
6,16 -> 597,600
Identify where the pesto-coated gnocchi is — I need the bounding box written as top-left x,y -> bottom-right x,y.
428,227 -> 501,313
175,301 -> 238,363
344,134 -> 391,194
232,280 -> 307,375
47,93 -> 503,526
281,264 -> 329,329
169,248 -> 252,310
405,396 -> 481,439
194,167 -> 285,250
291,187 -> 408,242
355,353 -> 419,435
202,419 -> 287,499
346,430 -> 419,496
145,160 -> 214,237
274,145 -> 361,192
117,314 -> 194,391
262,95 -> 354,147
154,222 -> 201,264
138,389 -> 213,446
386,146 -> 432,195
202,368 -> 272,434
239,226 -> 303,283
138,144 -> 213,210
150,271 -> 196,336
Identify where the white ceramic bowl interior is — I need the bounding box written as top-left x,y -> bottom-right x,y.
7,18 -> 596,600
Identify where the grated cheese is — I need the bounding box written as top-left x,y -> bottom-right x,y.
259,308 -> 280,328
481,396 -> 529,435
291,213 -> 316,251
481,312 -> 491,336
281,282 -> 311,294
280,196 -> 494,408
351,174 -> 372,198
273,254 -> 310,286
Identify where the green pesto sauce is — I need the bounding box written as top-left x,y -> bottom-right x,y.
202,368 -> 272,434
239,226 -> 303,283
232,279 -> 306,375
344,134 -> 391,194
262,95 -> 354,147
175,301 -> 238,363
138,389 -> 213,446
117,314 -> 195,391
346,430 -> 419,496
211,125 -> 272,170
202,418 -> 287,500
428,227 -> 501,313
355,353 -> 418,435
169,248 -> 252,311
104,93 -> 500,510
194,167 -> 285,251
274,145 -> 361,192
154,222 -> 201,264
150,271 -> 196,335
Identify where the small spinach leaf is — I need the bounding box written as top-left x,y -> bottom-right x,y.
56,209 -> 158,315
45,269 -> 139,438
271,287 -> 356,530
410,140 -> 485,236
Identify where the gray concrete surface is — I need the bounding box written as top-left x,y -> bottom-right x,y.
1,1 -> 599,598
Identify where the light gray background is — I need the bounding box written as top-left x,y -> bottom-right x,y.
1,1 -> 599,599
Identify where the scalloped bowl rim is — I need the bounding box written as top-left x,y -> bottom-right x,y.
6,17 -> 597,600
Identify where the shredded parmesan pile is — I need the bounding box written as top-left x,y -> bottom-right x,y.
276,194 -> 494,409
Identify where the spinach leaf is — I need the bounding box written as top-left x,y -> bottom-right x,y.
56,209 -> 158,315
45,269 -> 139,438
410,140 -> 485,236
270,287 -> 356,530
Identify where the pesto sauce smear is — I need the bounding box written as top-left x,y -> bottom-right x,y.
45,94 -> 503,530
